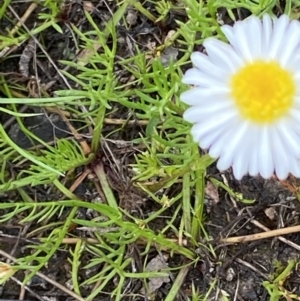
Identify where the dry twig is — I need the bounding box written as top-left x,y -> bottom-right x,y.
220,225 -> 300,244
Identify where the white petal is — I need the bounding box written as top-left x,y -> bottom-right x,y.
293,97 -> 300,108
232,21 -> 254,61
208,119 -> 239,158
203,38 -> 243,72
190,123 -> 205,143
182,68 -> 223,87
275,119 -> 300,157
216,121 -> 249,171
183,101 -> 233,123
221,24 -> 246,59
231,126 -> 256,179
271,129 -> 290,179
294,73 -> 300,83
268,15 -> 290,60
209,120 -> 237,158
180,87 -> 230,106
243,16 -> 263,59
249,147 -> 259,176
285,52 -> 300,74
289,157 -> 300,177
290,107 -> 300,120
247,126 -> 262,176
222,18 -> 263,59
190,111 -> 237,144
190,52 -> 228,80
221,25 -> 236,47
261,14 -> 273,58
257,126 -> 274,178
277,20 -> 300,66
293,96 -> 300,106
199,125 -> 227,149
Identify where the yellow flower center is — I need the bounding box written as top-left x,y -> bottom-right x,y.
230,61 -> 295,123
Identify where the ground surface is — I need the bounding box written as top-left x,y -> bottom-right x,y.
1,1 -> 300,301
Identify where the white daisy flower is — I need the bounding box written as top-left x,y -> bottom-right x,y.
181,14 -> 300,180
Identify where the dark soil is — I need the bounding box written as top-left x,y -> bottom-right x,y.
205,175 -> 300,300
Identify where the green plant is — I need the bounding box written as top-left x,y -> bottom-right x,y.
263,260 -> 299,301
